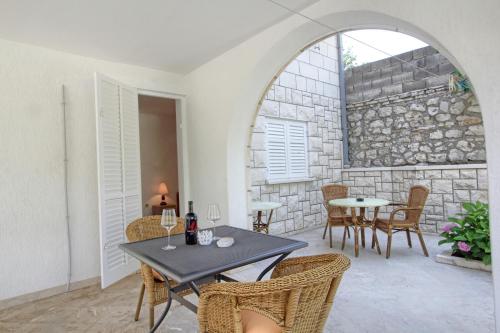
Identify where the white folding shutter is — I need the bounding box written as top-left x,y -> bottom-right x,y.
95,74 -> 141,289
266,120 -> 288,180
287,122 -> 308,178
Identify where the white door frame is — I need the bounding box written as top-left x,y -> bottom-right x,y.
137,88 -> 190,216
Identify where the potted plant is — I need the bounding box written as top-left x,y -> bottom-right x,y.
438,201 -> 491,268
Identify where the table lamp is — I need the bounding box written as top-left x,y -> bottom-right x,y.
159,182 -> 169,206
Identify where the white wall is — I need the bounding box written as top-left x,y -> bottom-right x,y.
183,0 -> 500,325
139,96 -> 178,215
0,38 -> 184,300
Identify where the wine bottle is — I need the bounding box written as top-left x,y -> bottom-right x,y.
184,201 -> 198,245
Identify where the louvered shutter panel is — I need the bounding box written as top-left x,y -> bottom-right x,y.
95,74 -> 141,288
266,121 -> 288,180
287,122 -> 308,178
120,85 -> 142,228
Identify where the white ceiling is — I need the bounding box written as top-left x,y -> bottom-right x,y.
0,0 -> 317,74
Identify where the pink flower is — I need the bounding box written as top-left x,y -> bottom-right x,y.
442,223 -> 458,233
458,241 -> 471,252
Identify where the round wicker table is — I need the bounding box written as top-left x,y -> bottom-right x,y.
329,198 -> 389,257
251,201 -> 282,234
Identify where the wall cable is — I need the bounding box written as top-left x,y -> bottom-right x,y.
62,85 -> 72,292
266,0 -> 442,78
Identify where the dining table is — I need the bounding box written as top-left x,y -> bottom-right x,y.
120,225 -> 308,332
329,198 -> 389,257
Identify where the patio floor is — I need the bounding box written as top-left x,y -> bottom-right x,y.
0,227 -> 494,332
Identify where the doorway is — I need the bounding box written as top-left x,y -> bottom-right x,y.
138,95 -> 180,217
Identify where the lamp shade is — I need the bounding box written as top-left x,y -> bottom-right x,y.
158,182 -> 169,195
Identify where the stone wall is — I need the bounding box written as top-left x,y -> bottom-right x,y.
344,46 -> 485,167
249,36 -> 343,234
347,86 -> 485,167
341,165 -> 488,233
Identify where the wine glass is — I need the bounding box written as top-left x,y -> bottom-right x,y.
207,204 -> 221,240
161,209 -> 177,251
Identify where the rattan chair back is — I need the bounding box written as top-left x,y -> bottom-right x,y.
198,253 -> 351,333
321,184 -> 348,218
405,185 -> 429,223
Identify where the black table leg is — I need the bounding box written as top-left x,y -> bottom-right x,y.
256,252 -> 290,281
150,275 -> 172,333
188,281 -> 201,296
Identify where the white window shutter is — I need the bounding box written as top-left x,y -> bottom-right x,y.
287,122 -> 308,178
266,118 -> 308,181
95,74 -> 141,289
266,121 -> 288,180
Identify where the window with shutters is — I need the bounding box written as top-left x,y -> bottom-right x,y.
266,118 -> 309,182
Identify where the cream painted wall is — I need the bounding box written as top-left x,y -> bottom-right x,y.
139,96 -> 178,215
0,38 -> 184,300
183,0 -> 500,326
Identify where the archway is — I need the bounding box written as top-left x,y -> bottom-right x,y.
225,9 -> 498,328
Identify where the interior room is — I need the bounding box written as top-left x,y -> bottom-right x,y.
138,95 -> 180,217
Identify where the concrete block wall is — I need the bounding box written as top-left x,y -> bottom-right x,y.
249,36 -> 343,234
345,46 -> 452,103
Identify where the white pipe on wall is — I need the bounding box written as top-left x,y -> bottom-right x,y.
61,85 -> 72,292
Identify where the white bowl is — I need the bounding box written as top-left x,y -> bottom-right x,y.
217,237 -> 234,248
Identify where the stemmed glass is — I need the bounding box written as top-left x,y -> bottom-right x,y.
161,209 -> 177,251
207,204 -> 221,240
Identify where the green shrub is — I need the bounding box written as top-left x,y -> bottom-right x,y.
438,201 -> 490,265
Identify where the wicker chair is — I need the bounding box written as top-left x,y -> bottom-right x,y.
125,215 -> 186,329
372,185 -> 430,259
198,253 -> 351,333
321,184 -> 352,248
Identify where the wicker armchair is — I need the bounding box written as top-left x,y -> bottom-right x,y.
372,185 -> 430,259
321,184 -> 352,248
198,253 -> 351,333
125,215 -> 185,329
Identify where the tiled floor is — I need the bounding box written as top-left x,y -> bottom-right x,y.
0,227 -> 494,332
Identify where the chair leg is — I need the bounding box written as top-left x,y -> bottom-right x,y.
329,225 -> 333,248
342,226 -> 348,250
354,226 -> 360,257
386,230 -> 392,259
406,229 -> 412,248
373,228 -> 382,255
134,283 -> 145,321
361,227 -> 366,248
347,227 -> 351,239
149,305 -> 155,330
322,221 -> 328,239
417,229 -> 429,257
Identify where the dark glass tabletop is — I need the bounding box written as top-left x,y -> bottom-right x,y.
120,225 -> 308,283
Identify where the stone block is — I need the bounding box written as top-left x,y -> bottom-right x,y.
363,88 -> 382,100
279,71 -> 296,89
460,169 -> 476,179
470,190 -> 488,203
297,106 -> 315,121
432,179 -> 453,194
427,193 -> 443,206
279,102 -> 297,119
424,170 -> 442,179
308,137 -> 322,151
299,62 -> 319,80
453,179 -> 477,190
477,169 -> 488,190
442,169 -> 459,179
260,100 -> 279,116
287,195 -> 299,212
454,190 -> 470,202
279,184 -> 290,196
